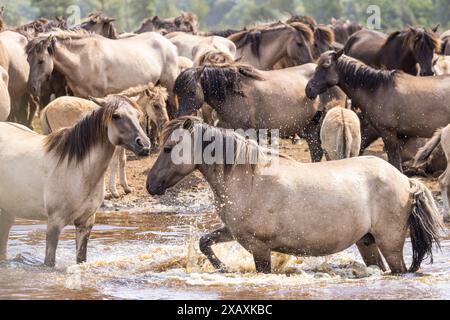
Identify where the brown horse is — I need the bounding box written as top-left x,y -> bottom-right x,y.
330,18 -> 362,44
135,11 -> 198,34
344,26 -> 440,76
228,22 -> 314,70
78,12 -> 118,39
306,51 -> 450,171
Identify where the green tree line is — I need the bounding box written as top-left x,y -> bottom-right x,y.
0,0 -> 448,32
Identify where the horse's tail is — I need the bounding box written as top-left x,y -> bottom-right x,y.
335,108 -> 350,159
408,179 -> 445,272
40,108 -> 52,134
414,129 -> 442,165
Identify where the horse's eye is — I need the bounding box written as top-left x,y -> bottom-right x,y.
112,113 -> 121,120
38,60 -> 44,65
164,147 -> 172,154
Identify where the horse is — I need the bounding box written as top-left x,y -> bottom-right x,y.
146,117 -> 444,274
306,51 -> 450,171
415,125 -> 450,222
25,29 -> 179,118
78,12 -> 118,39
440,30 -> 450,55
135,11 -> 198,34
330,18 -> 362,44
0,95 -> 150,266
0,30 -> 34,127
321,106 -> 361,160
0,6 -> 5,32
166,32 -> 236,63
228,22 -> 314,70
14,17 -> 68,38
174,63 -> 344,162
344,26 -> 440,76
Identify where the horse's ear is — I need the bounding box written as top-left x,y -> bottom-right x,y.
334,49 -> 344,60
105,17 -> 115,23
408,25 -> 417,34
89,96 -> 108,108
182,118 -> 194,131
432,24 -> 440,33
152,16 -> 159,22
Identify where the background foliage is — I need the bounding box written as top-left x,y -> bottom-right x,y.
0,0 -> 447,32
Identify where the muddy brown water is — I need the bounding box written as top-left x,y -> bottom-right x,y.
0,139 -> 449,300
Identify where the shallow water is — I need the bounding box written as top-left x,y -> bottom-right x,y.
0,207 -> 449,300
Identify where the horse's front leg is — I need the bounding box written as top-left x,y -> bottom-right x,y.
44,217 -> 66,267
381,130 -> 403,172
74,214 -> 95,264
118,148 -> 131,194
199,227 -> 234,272
108,149 -> 120,198
0,211 -> 15,261
303,120 -> 323,162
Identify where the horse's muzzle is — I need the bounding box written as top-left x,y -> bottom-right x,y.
146,181 -> 166,196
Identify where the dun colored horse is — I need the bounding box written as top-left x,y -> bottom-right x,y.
147,117 -> 444,274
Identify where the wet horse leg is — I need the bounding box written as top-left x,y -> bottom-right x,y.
0,211 -> 15,261
356,234 -> 386,271
381,130 -> 403,172
439,170 -> 450,222
74,214 -> 95,264
199,227 -> 234,272
252,248 -> 271,274
118,148 -> 131,194
44,217 -> 66,267
303,119 -> 323,162
373,233 -> 407,274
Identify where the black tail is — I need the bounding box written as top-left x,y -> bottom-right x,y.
408,179 -> 445,272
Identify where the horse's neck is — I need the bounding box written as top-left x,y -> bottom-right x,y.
337,76 -> 373,110
378,35 -> 417,73
53,42 -> 81,84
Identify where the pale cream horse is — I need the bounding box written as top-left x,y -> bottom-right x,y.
147,117 -> 444,274
415,125 -> 450,222
26,30 -> 179,117
40,84 -> 168,197
0,96 -> 150,266
321,106 -> 361,160
0,64 -> 9,120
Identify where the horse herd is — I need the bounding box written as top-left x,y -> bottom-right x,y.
0,9 -> 447,275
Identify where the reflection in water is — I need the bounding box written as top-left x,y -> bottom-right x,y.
0,210 -> 449,300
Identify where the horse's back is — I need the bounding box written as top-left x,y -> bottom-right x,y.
344,29 -> 386,65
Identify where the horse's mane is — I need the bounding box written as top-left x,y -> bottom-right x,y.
229,22 -> 313,58
286,15 -> 317,30
174,63 -> 264,103
314,24 -> 335,44
384,27 -> 440,52
118,82 -> 168,105
25,29 -> 93,55
44,95 -> 138,165
161,116 -> 289,175
336,55 -> 399,90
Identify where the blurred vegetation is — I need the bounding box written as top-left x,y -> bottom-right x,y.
0,0 -> 448,32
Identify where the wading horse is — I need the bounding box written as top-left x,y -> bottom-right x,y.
0,95 -> 150,267
344,26 -> 440,76
228,22 -> 314,70
147,117 -> 444,274
26,30 -> 179,118
306,51 -> 450,171
174,63 -> 338,162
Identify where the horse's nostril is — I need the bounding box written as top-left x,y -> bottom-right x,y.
136,137 -> 144,147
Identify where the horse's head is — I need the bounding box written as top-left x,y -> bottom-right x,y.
26,35 -> 55,96
90,95 -> 150,156
406,25 -> 440,76
175,11 -> 198,34
313,25 -> 335,58
174,67 -> 205,117
137,85 -> 170,132
306,50 -> 343,99
286,23 -> 314,65
146,117 -> 198,195
80,13 -> 117,39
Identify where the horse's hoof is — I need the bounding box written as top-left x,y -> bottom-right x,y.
217,266 -> 229,273
110,191 -> 120,198
123,187 -> 133,194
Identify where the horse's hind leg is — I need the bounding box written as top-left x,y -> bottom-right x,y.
374,233 -> 407,274
118,148 -> 131,194
74,214 -> 95,264
0,211 -> 15,261
381,130 -> 403,172
252,248 -> 271,274
199,227 -> 234,272
356,234 -> 386,271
